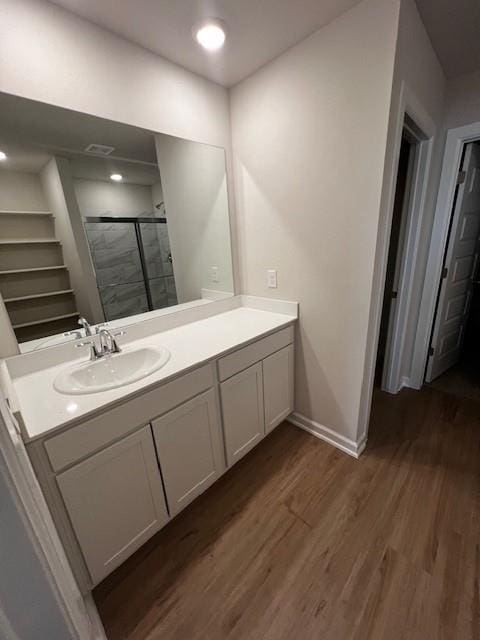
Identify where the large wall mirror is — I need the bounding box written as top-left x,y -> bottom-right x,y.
0,93 -> 234,351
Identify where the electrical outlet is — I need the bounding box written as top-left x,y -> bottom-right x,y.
267,269 -> 277,288
211,266 -> 219,283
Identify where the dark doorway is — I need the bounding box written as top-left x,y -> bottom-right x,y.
375,134 -> 413,386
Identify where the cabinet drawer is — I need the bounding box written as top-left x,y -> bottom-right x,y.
217,325 -> 294,381
45,364 -> 213,472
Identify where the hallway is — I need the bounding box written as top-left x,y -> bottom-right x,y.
95,384 -> 480,639
428,355 -> 480,404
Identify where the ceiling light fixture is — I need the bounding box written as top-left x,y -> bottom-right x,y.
194,19 -> 226,51
110,173 -> 123,182
0,151 -> 7,161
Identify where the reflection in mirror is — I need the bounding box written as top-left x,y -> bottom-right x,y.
0,93 -> 234,352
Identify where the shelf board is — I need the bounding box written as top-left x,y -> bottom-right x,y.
13,312 -> 80,329
0,265 -> 67,276
0,238 -> 60,245
0,210 -> 51,216
4,289 -> 74,303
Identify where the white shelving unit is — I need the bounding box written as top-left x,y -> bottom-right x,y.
0,209 -> 79,341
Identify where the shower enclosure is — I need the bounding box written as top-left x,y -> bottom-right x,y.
84,217 -> 177,321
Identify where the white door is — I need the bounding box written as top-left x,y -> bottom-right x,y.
426,143 -> 480,381
152,390 -> 225,517
263,345 -> 294,433
220,362 -> 265,467
57,426 -> 169,585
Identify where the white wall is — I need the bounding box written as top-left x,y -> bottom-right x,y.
0,169 -> 48,211
41,157 -> 104,323
151,181 -> 164,212
393,0 -> 446,382
443,69 -> 480,130
231,0 -> 400,445
393,0 -> 445,122
156,135 -> 234,302
74,179 -> 154,218
0,0 -> 230,149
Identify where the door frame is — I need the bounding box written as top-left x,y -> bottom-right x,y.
381,118 -> 432,393
410,122 -> 480,388
357,82 -> 436,446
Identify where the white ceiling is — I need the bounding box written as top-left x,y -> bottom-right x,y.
415,0 -> 480,78
0,142 -> 159,185
0,143 -> 51,173
48,0 -> 364,87
69,156 -> 160,186
0,92 -> 157,164
0,92 -> 160,184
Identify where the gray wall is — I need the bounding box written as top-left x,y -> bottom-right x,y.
0,460 -> 73,640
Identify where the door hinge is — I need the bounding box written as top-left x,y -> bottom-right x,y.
442,267 -> 448,279
428,346 -> 435,357
457,170 -> 466,185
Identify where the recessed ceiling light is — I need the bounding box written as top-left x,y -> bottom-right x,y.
110,173 -> 123,182
0,151 -> 7,161
194,19 -> 226,51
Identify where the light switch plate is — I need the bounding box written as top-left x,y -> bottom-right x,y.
267,269 -> 277,288
211,266 -> 219,283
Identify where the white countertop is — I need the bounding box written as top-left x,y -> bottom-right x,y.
8,305 -> 296,442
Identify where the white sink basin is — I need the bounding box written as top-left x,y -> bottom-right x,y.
53,345 -> 170,395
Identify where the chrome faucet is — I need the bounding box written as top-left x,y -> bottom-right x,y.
64,319 -> 108,340
99,329 -> 123,355
78,317 -> 93,336
75,329 -> 126,361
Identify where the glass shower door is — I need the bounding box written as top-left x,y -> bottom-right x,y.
139,220 -> 178,310
84,221 -> 149,321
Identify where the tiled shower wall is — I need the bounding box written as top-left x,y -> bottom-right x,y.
84,220 -> 177,321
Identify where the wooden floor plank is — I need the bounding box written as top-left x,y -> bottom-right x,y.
94,384 -> 480,639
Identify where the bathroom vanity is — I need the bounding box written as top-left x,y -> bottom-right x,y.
2,297 -> 296,593
0,91 -> 297,604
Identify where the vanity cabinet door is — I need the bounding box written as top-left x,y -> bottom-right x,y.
263,344 -> 294,434
152,390 -> 225,517
220,362 -> 265,467
57,425 -> 168,585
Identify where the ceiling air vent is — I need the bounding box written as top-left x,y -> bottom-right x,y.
84,143 -> 115,156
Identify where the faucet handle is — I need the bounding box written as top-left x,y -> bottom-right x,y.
110,331 -> 126,354
95,323 -> 109,334
75,340 -> 101,361
63,330 -> 82,338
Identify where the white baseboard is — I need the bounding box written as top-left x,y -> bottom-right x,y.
84,594 -> 107,640
287,412 -> 367,458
